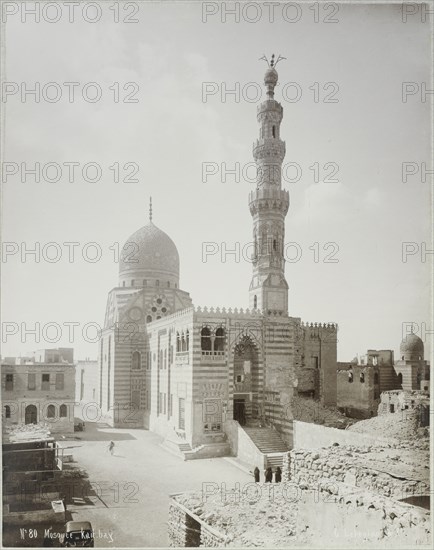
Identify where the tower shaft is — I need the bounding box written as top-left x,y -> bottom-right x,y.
249,62 -> 289,314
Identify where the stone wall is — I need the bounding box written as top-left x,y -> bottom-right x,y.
337,365 -> 379,418
283,447 -> 430,500
168,498 -> 226,547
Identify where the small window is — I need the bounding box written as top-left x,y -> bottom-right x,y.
60,404 -> 67,417
132,351 -> 141,370
272,125 -> 276,138
273,239 -> 277,251
390,404 -> 395,413
176,332 -> 181,352
156,280 -> 160,287
47,404 -> 56,418
55,373 -> 64,390
360,373 -> 365,383
374,373 -> 379,384
5,374 -> 13,391
201,327 -> 212,351
254,295 -> 257,309
131,279 -> 135,287
214,327 -> 225,352
5,405 -> 11,419
28,373 -> 36,390
146,315 -> 152,323
122,281 -> 125,287
236,375 -> 243,383
348,371 -> 353,383
42,374 -> 50,390
156,299 -> 162,305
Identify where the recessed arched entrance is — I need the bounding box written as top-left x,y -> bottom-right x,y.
232,335 -> 260,426
25,404 -> 38,424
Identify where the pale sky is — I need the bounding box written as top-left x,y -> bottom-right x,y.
1,1 -> 432,362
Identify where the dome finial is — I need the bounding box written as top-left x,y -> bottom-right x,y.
149,196 -> 153,223
259,54 -> 286,99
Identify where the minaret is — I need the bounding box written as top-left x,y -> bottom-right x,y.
249,54 -> 290,314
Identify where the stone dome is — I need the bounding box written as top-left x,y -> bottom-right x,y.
399,333 -> 424,361
119,222 -> 180,288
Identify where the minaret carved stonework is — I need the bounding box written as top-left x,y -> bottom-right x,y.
249,55 -> 290,314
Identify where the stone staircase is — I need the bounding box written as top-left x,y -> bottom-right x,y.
243,426 -> 289,469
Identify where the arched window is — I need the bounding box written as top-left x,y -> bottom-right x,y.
273,239 -> 277,251
25,404 -> 37,425
181,333 -> 186,352
176,332 -> 180,352
214,327 -> 225,352
146,315 -> 152,323
47,404 -> 56,418
360,372 -> 365,383
272,125 -> 276,138
4,405 -> 11,419
132,351 -> 141,370
348,371 -> 353,383
397,372 -> 403,387
374,372 -> 379,384
201,327 -> 212,351
254,295 -> 257,309
60,404 -> 67,417
186,330 -> 190,351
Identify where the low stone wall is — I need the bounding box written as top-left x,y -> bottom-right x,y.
168,497 -> 226,547
283,447 -> 429,500
293,420 -> 394,449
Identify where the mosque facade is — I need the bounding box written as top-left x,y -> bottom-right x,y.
97,59 -> 337,449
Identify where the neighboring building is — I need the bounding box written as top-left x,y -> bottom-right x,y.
378,389 -> 430,426
394,332 -> 430,391
337,333 -> 430,419
75,358 -> 99,404
96,59 -> 337,451
33,348 -> 74,364
1,349 -> 76,433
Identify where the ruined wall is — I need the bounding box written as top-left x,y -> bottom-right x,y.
283,447 -> 430,499
337,365 -> 379,418
168,498 -> 226,547
295,322 -> 337,407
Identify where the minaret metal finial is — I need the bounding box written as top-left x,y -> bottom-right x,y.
149,196 -> 153,223
259,53 -> 286,68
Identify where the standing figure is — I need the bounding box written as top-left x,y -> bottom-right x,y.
265,467 -> 273,483
253,466 -> 260,483
275,466 -> 282,483
108,441 -> 115,455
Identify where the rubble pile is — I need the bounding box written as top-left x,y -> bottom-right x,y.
347,410 -> 428,441
174,484 -> 298,547
292,396 -> 354,428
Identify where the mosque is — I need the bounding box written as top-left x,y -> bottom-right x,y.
96,57 -> 338,452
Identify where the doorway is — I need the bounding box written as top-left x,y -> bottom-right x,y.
25,404 -> 38,424
233,399 -> 246,426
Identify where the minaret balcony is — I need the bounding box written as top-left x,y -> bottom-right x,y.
257,99 -> 283,117
249,188 -> 289,215
253,139 -> 286,162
